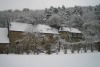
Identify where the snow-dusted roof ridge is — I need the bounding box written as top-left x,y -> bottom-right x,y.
0,28 -> 9,43
59,27 -> 81,33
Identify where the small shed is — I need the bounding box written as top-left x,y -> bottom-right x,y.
59,26 -> 82,42
0,28 -> 9,53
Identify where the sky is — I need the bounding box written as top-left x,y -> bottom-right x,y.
0,0 -> 100,10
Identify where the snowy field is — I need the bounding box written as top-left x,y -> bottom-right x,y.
0,52 -> 100,67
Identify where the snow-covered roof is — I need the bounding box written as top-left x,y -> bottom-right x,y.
26,24 -> 59,34
0,28 -> 9,43
59,27 -> 81,33
36,24 -> 59,34
10,22 -> 32,32
10,22 -> 59,34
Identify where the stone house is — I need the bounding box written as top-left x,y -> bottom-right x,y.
9,22 -> 33,52
9,22 -> 59,52
28,24 -> 59,50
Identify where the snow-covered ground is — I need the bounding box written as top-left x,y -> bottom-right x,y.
0,52 -> 100,67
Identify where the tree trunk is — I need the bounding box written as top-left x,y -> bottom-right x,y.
90,44 -> 93,52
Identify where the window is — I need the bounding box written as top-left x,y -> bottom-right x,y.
72,33 -> 78,37
15,41 -> 19,45
78,34 -> 82,38
50,35 -> 53,39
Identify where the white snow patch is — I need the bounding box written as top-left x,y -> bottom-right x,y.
0,28 -> 9,43
0,53 -> 100,67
